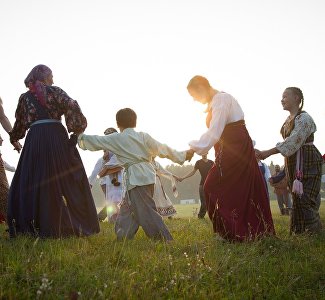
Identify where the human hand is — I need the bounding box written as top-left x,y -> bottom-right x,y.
11,141 -> 22,153
174,176 -> 182,182
256,150 -> 271,160
186,149 -> 195,162
268,178 -> 274,184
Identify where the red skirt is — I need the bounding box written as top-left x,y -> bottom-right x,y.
204,121 -> 275,241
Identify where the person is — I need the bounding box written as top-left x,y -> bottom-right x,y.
269,165 -> 292,215
256,87 -> 323,234
7,64 -> 100,238
152,160 -> 177,218
88,128 -> 123,222
0,97 -> 20,224
257,159 -> 271,198
0,136 -> 16,223
186,75 -> 275,242
177,154 -> 214,218
78,108 -> 193,241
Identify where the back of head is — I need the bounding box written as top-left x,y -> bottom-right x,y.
24,64 -> 52,106
104,127 -> 118,135
24,64 -> 52,87
116,108 -> 137,129
187,75 -> 211,91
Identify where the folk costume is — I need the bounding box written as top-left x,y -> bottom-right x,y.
189,92 -> 275,241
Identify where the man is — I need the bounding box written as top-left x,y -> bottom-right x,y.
177,154 -> 214,218
78,108 -> 193,241
269,165 -> 292,215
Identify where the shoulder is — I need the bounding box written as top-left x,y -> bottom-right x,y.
47,86 -> 69,98
295,111 -> 315,125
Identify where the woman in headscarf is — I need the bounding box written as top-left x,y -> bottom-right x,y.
7,64 -> 100,238
187,75 -> 275,242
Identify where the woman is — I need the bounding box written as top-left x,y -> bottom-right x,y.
256,87 -> 322,234
7,65 -> 100,238
152,160 -> 177,218
89,127 -> 123,223
187,75 -> 275,241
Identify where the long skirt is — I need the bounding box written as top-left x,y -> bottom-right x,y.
285,144 -> 322,234
153,176 -> 177,217
204,121 -> 275,242
7,122 -> 100,238
0,156 -> 9,223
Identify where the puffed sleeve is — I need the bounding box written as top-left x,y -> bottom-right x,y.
9,94 -> 29,143
54,87 -> 87,133
189,93 -> 232,155
276,113 -> 316,157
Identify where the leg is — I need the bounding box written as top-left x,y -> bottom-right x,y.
198,185 -> 207,218
115,197 -> 139,240
276,194 -> 285,215
129,185 -> 173,241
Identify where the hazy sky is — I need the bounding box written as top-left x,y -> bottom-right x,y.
1,0 -> 324,182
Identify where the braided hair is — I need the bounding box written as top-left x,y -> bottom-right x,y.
280,87 -> 305,138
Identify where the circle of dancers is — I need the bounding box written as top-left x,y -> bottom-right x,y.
0,66 -> 323,241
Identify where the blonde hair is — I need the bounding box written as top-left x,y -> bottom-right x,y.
187,75 -> 211,91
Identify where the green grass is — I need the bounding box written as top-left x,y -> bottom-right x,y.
0,202 -> 324,299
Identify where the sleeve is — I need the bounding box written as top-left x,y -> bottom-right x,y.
276,113 -> 316,157
144,133 -> 186,165
9,94 -> 29,143
88,157 -> 104,185
104,154 -> 123,168
264,163 -> 271,180
271,169 -> 286,184
78,133 -> 118,153
3,160 -> 16,172
194,160 -> 199,170
189,93 -> 232,155
54,87 -> 87,133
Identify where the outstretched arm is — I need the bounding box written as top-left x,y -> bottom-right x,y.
178,168 -> 197,182
0,97 -> 13,133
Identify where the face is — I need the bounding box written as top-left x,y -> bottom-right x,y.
188,86 -> 209,104
44,73 -> 54,86
281,89 -> 299,111
275,166 -> 280,172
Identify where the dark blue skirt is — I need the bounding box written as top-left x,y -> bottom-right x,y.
7,122 -> 100,238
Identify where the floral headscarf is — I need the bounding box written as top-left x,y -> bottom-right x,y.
24,64 -> 52,106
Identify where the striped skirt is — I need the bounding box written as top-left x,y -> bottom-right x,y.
285,144 -> 323,234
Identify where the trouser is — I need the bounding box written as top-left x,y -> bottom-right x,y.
115,184 -> 173,241
276,193 -> 292,215
198,185 -> 207,218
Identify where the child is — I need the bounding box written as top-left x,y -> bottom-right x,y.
78,108 -> 193,241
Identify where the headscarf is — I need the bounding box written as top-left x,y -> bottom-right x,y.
24,64 -> 52,106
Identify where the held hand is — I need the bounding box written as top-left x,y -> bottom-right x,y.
186,149 -> 195,162
11,141 -> 22,153
268,178 -> 274,184
258,150 -> 271,160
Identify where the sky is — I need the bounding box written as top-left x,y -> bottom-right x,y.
0,0 -> 324,183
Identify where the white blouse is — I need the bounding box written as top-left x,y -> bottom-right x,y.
189,92 -> 245,155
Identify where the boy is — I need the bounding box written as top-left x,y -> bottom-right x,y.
78,108 -> 193,241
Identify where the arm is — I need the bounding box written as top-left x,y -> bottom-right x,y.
0,97 -> 13,133
54,87 -> 87,134
269,169 -> 286,184
3,160 -> 16,172
78,133 -> 116,152
88,157 -> 104,186
179,168 -> 198,182
145,133 -> 187,165
189,93 -> 232,155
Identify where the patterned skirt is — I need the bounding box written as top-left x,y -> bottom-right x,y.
0,156 -> 9,223
285,144 -> 323,234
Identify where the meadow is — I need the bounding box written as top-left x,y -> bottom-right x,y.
0,202 -> 324,299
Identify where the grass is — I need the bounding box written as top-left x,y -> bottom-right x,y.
0,202 -> 324,299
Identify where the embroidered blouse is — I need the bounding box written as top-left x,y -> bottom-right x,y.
276,112 -> 317,157
10,86 -> 87,142
189,92 -> 245,155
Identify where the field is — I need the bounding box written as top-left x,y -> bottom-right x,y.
0,202 -> 324,299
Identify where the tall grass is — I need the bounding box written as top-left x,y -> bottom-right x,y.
0,202 -> 324,299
